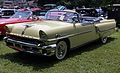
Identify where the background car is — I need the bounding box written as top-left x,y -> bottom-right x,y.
43,4 -> 57,10
17,8 -> 45,19
0,9 -> 17,18
0,8 -> 45,37
32,10 -> 47,19
107,4 -> 120,27
76,8 -> 99,17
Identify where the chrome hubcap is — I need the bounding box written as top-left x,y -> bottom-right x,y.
102,37 -> 107,43
56,41 -> 67,60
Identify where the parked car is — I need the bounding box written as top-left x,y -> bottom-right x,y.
0,11 -> 32,37
76,8 -> 107,17
32,10 -> 47,19
3,1 -> 14,8
43,4 -> 57,10
18,8 -> 45,19
0,8 -> 43,37
107,4 -> 120,27
1,9 -> 16,18
4,10 -> 116,60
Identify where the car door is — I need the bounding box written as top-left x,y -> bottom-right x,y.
70,21 -> 99,48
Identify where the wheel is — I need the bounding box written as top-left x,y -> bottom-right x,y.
101,37 -> 108,44
55,40 -> 68,60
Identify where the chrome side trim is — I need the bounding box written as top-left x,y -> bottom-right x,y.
48,30 -> 92,41
99,27 -> 115,32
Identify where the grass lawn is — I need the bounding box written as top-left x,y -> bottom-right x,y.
0,31 -> 120,73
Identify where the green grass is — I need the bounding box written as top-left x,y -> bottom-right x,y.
0,32 -> 120,73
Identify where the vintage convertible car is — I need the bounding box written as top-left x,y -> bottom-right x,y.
4,10 -> 116,60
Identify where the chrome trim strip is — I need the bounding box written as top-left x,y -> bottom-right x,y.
99,27 -> 115,32
48,30 -> 92,41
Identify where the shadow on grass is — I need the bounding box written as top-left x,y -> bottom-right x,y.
0,37 -> 116,71
0,52 -> 60,71
0,36 -> 4,41
68,37 -> 116,58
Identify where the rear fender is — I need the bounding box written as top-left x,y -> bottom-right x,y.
95,19 -> 116,38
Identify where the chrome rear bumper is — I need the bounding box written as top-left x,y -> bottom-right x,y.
4,37 -> 56,56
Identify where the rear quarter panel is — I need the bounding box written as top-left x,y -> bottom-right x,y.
95,19 -> 116,37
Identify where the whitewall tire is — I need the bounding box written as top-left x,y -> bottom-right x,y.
101,37 -> 108,44
55,40 -> 68,60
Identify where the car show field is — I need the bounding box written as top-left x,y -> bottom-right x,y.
0,0 -> 120,73
4,10 -> 116,60
0,31 -> 120,73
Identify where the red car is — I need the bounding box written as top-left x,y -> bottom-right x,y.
0,8 -> 43,37
0,18 -> 32,37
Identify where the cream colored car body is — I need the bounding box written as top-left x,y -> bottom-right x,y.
7,19 -> 116,48
4,10 -> 116,59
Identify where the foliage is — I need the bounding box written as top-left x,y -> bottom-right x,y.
37,0 -> 120,7
0,0 -> 3,5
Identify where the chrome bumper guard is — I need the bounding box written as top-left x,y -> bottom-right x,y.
4,37 -> 56,56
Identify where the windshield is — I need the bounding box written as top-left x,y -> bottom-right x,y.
10,11 -> 31,19
46,11 -> 79,23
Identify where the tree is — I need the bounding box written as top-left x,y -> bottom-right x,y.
37,0 -> 60,6
0,0 -> 3,5
37,0 -> 120,7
